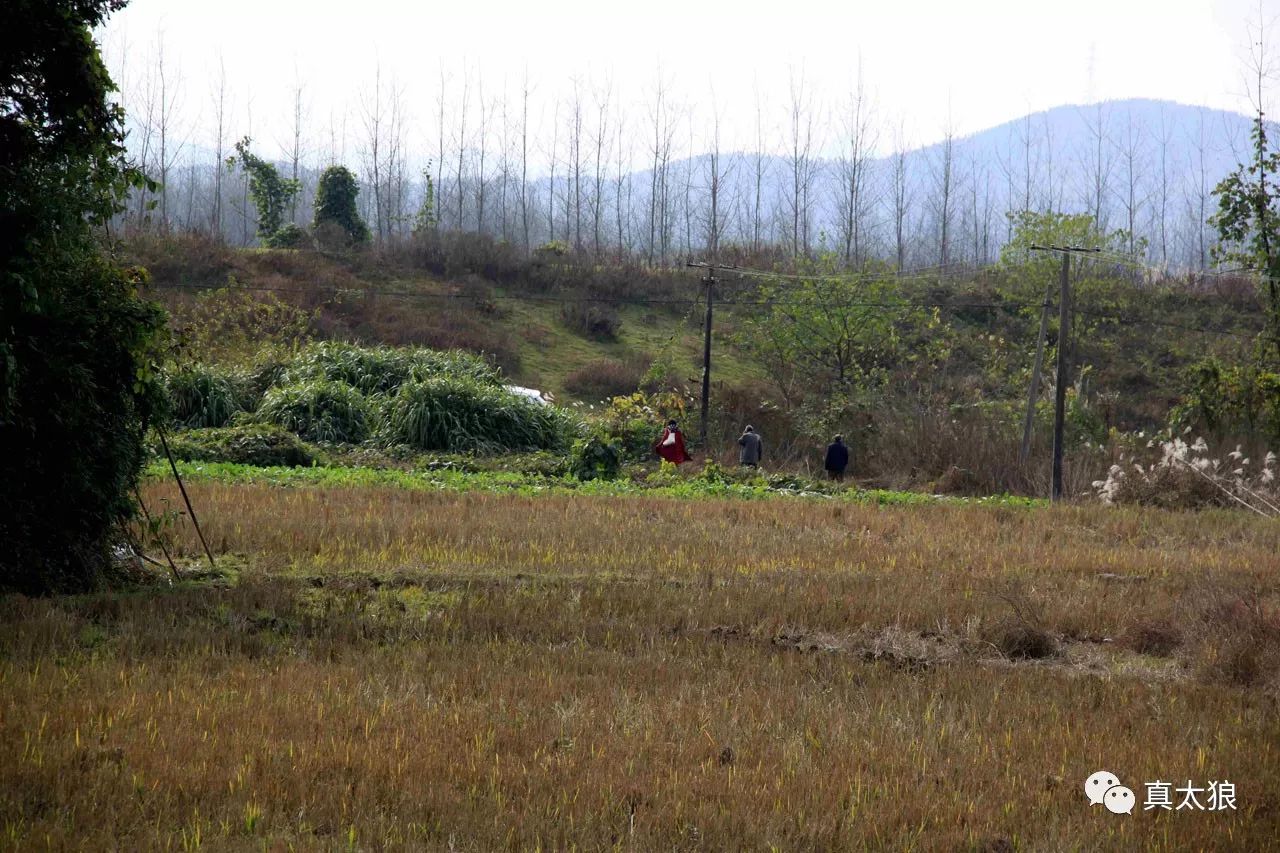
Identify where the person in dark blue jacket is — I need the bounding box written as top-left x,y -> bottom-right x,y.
824,435 -> 849,481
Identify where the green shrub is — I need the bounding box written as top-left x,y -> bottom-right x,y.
266,223 -> 309,249
256,380 -> 372,443
384,377 -> 577,453
165,365 -> 245,428
570,436 -> 622,481
163,425 -> 316,467
282,342 -> 499,395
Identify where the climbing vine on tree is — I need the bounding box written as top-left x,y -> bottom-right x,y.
227,137 -> 300,245
313,165 -> 370,246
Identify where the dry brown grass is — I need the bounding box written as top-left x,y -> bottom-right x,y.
2,483 -> 1279,850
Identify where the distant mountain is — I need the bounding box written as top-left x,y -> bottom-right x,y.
609,99 -> 1268,270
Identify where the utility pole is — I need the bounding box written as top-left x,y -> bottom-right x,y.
1051,250 -> 1070,502
698,263 -> 715,447
1028,245 -> 1099,502
686,260 -> 727,448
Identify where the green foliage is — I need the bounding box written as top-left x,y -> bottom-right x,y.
593,391 -> 687,461
412,163 -> 437,234
570,435 -> 622,481
313,165 -> 370,246
226,138 -> 300,245
173,278 -> 314,363
163,425 -> 316,468
383,377 -> 577,453
282,341 -> 499,395
1210,114 -> 1280,349
736,253 -> 915,403
256,380 -> 373,443
1,0 -> 171,593
1172,356 -> 1280,442
165,365 -> 245,428
265,223 -> 308,249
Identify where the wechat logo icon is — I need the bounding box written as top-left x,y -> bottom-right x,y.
1085,770 -> 1134,815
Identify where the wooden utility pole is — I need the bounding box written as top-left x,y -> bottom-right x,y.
1027,245 -> 1099,502
1051,250 -> 1070,502
698,264 -> 715,447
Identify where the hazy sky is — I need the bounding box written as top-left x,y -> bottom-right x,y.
99,0 -> 1276,166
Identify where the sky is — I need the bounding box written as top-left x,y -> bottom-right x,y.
98,0 -> 1276,168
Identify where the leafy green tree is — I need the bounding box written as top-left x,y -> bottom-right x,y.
1210,115 -> 1280,356
1,0 -> 169,593
313,165 -> 370,246
736,254 -> 915,407
226,137 -> 300,244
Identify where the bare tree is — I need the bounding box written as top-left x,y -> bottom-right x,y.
591,78 -> 612,257
475,72 -> 491,233
285,73 -> 309,225
152,32 -> 188,232
751,81 -> 770,253
1183,106 -> 1213,269
455,65 -> 470,229
786,66 -> 817,258
702,96 -> 734,260
361,66 -> 407,240
835,62 -> 877,267
1152,105 -> 1175,267
361,65 -> 386,240
1041,111 -> 1058,213
930,119 -> 956,271
1079,100 -> 1114,229
436,65 -> 449,230
1112,107 -> 1148,257
891,121 -> 911,270
548,98 -> 560,244
520,67 -> 531,251
647,69 -> 669,265
498,82 -> 512,243
613,106 -> 633,255
210,54 -> 231,237
567,77 -> 585,252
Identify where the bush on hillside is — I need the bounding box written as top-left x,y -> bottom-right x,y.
256,380 -> 373,443
564,357 -> 645,401
570,435 -> 623,481
282,341 -> 499,395
559,301 -> 620,341
266,223 -> 309,249
163,424 -> 316,467
165,365 -> 246,428
384,377 -> 577,453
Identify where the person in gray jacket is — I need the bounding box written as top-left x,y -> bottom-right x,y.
738,425 -> 763,467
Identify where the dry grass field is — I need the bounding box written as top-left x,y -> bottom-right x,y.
3,481 -> 1280,850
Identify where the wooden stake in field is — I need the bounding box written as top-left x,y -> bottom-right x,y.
156,424 -> 217,570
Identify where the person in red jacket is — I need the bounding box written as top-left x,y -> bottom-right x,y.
654,419 -> 692,465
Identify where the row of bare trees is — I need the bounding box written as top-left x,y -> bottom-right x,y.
108,39 -> 1250,271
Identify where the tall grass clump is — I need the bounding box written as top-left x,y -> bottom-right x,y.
282,341 -> 499,395
256,380 -> 373,443
384,377 -> 578,452
165,365 -> 245,428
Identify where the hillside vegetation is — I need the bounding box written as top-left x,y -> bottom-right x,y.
130,224 -> 1267,496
